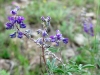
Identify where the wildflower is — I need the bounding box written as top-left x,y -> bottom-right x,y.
44,38 -> 50,42
5,6 -> 26,38
17,31 -> 23,38
49,30 -> 68,44
10,32 -> 16,38
42,30 -> 48,37
41,16 -> 51,26
20,23 -> 26,28
50,36 -> 56,42
62,38 -> 68,44
82,18 -> 94,36
36,38 -> 43,45
81,9 -> 94,36
56,30 -> 62,40
17,16 -> 25,24
8,16 -> 15,22
37,29 -> 42,34
5,22 -> 13,29
46,16 -> 51,22
83,22 -> 88,33
11,6 -> 20,15
41,16 -> 45,22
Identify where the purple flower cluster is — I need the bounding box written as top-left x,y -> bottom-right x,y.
50,30 -> 68,45
35,28 -> 68,46
41,16 -> 51,26
5,6 -> 69,67
82,18 -> 94,36
5,6 -> 26,38
37,29 -> 48,37
33,16 -> 68,47
5,7 -> 68,48
35,29 -> 49,46
41,16 -> 51,22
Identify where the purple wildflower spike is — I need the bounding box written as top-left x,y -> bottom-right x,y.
6,6 -> 26,38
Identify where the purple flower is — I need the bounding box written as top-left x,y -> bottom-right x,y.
50,36 -> 56,42
17,16 -> 25,24
6,6 -> 27,39
62,38 -> 68,44
41,16 -> 51,22
82,17 -> 94,36
8,16 -> 17,24
5,22 -> 13,29
11,6 -> 20,15
37,29 -> 42,34
41,16 -> 45,22
8,16 -> 15,21
36,38 -> 43,45
46,16 -> 51,22
41,16 -> 51,26
56,30 -> 62,40
11,10 -> 17,15
42,30 -> 48,37
83,22 -> 88,33
49,30 -> 68,45
20,23 -> 26,28
44,38 -> 50,42
17,31 -> 23,38
10,32 -> 16,38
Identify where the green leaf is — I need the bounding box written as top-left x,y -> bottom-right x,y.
82,64 -> 94,69
48,47 -> 60,53
53,68 -> 64,73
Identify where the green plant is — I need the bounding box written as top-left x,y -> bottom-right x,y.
24,1 -> 70,24
0,70 -> 10,75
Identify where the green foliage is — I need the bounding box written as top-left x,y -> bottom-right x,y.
17,54 -> 29,66
0,31 -> 11,59
24,1 -> 70,24
48,47 -> 60,53
0,70 -> 10,75
0,0 -> 13,7
60,21 -> 75,41
46,58 -> 94,75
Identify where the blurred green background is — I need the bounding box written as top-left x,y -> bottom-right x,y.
0,0 -> 100,75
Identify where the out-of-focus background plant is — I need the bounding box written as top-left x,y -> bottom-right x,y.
0,0 -> 100,75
